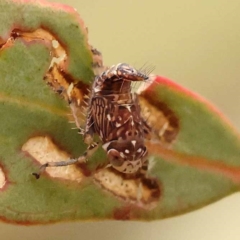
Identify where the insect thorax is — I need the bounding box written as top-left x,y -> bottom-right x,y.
86,63 -> 149,174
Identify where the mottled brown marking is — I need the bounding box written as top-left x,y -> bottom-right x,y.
113,205 -> 132,220
94,167 -> 160,209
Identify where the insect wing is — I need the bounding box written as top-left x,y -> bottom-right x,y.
91,96 -> 114,141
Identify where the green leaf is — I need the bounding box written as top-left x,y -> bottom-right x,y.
139,76 -> 240,219
0,0 -> 240,224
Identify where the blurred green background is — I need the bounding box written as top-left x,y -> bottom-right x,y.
1,0 -> 240,239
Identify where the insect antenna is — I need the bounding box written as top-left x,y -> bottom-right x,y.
135,63 -> 156,94
138,62 -> 149,72
143,64 -> 155,78
148,66 -> 156,76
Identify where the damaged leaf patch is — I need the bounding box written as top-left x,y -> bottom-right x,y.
94,167 -> 160,209
139,93 -> 179,146
2,11 -> 161,210
22,136 -> 84,182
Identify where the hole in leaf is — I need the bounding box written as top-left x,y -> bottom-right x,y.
22,136 -> 84,182
139,76 -> 180,146
94,168 -> 160,209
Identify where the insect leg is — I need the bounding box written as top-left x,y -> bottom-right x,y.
32,158 -> 83,179
32,142 -> 99,179
84,142 -> 99,158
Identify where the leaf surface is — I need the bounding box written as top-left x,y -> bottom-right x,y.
0,0 -> 239,224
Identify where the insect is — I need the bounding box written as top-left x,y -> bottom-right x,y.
33,63 -> 152,179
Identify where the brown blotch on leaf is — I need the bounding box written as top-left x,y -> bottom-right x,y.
45,61 -> 90,105
139,82 -> 179,146
94,168 -> 160,209
10,28 -> 94,129
11,28 -> 66,62
22,136 -> 84,182
45,64 -> 90,128
113,205 -> 133,220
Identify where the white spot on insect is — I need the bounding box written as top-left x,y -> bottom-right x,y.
116,122 -> 121,127
131,140 -> 136,147
137,148 -> 142,153
129,116 -> 134,126
126,105 -> 131,112
118,116 -> 122,121
107,114 -> 111,121
120,152 -> 125,158
0,167 -> 6,189
125,149 -> 130,154
102,142 -> 111,151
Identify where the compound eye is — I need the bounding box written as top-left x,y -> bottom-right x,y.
108,149 -> 124,167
